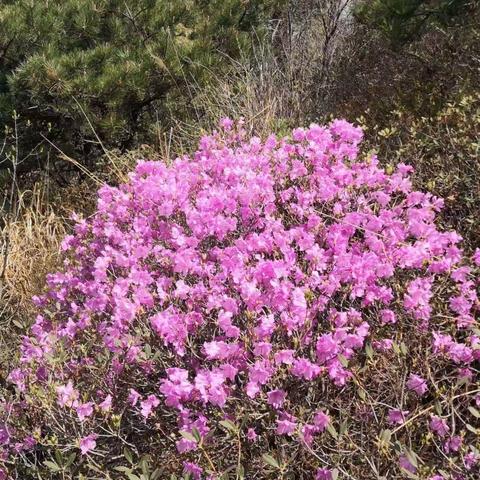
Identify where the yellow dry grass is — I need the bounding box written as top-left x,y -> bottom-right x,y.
0,186 -> 67,326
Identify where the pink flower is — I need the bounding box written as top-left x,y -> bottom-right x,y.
0,426 -> 9,446
464,451 -> 479,470
473,248 -> 480,266
128,388 -> 141,406
267,389 -> 287,409
380,309 -> 396,325
274,349 -> 295,365
313,411 -> 330,432
316,334 -> 339,364
373,339 -> 393,351
291,358 -> 322,380
432,332 -> 453,353
219,117 -> 233,131
443,435 -> 462,453
407,374 -> 428,396
248,360 -> 274,385
76,402 -> 94,421
99,394 -> 112,412
275,414 -> 297,435
388,409 -> 409,425
429,415 -> 449,437
79,433 -> 97,455
56,381 -> 79,408
7,368 -> 27,392
448,342 -> 473,364
457,367 -> 473,382
203,341 -> 239,360
404,277 -> 433,321
140,394 -> 160,418
315,468 -> 333,480
399,455 -> 416,474
253,341 -> 272,357
246,428 -> 257,442
176,438 -> 197,453
301,424 -> 316,446
183,461 -> 203,480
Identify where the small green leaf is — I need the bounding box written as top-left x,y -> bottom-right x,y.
179,430 -> 197,443
338,354 -> 349,367
54,449 -> 63,466
405,449 -> 418,468
140,455 -> 150,476
114,466 -> 132,473
468,406 -> 480,418
125,473 -> 141,480
262,453 -> 280,469
65,452 -> 76,467
380,429 -> 392,444
43,460 -> 61,472
191,427 -> 202,443
327,422 -> 338,440
151,468 -> 164,480
219,419 -> 237,433
466,423 -> 478,433
12,319 -> 24,329
358,388 -> 366,400
124,447 -> 134,464
236,463 -> 245,479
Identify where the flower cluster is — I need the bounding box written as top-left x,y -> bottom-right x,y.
2,120 -> 479,478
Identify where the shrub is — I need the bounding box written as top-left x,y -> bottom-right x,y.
2,120 -> 480,479
355,0 -> 472,46
360,92 -> 480,253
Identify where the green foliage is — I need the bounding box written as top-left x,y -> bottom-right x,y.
355,0 -> 471,45
0,0 -> 282,168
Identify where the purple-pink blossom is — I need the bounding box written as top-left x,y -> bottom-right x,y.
388,409 -> 409,425
76,402 -> 94,421
315,468 -> 333,480
246,428 -> 257,442
267,389 -> 287,409
276,414 -> 297,435
79,433 -> 97,455
429,415 -> 450,438
140,395 -> 160,418
407,374 -> 428,396
313,411 -> 330,432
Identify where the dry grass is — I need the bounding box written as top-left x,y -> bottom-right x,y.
0,185 -> 67,374
1,187 -> 66,304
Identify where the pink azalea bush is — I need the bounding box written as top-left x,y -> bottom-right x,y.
1,120 -> 480,478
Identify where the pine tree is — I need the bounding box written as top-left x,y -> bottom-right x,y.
0,0 -> 282,171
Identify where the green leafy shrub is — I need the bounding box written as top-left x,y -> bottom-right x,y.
360,92 -> 480,251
